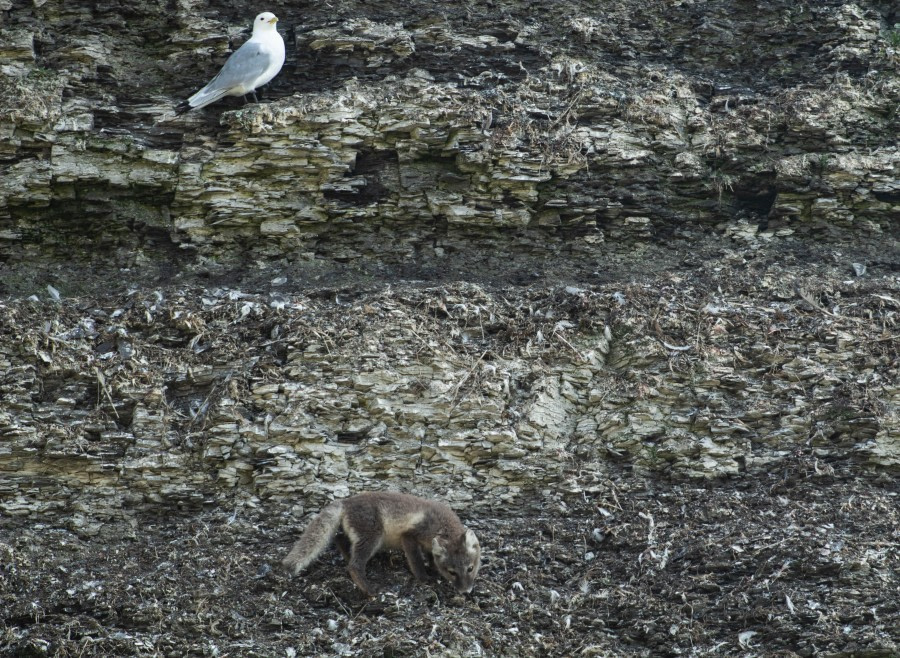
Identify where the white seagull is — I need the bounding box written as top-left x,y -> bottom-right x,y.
181,11 -> 286,111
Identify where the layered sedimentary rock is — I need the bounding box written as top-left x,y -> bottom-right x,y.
0,0 -> 898,523
1,274 -> 897,528
1,1 -> 897,271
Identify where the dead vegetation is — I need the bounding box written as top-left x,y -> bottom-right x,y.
0,67 -> 64,126
2,477 -> 898,657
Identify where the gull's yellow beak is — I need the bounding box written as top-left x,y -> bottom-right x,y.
269,16 -> 278,24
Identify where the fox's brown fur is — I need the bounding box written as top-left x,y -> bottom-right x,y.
282,492 -> 481,595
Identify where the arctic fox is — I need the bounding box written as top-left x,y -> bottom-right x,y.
282,492 -> 481,595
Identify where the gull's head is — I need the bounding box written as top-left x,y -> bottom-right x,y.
253,11 -> 279,32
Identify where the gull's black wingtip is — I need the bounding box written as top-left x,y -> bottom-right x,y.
174,100 -> 191,115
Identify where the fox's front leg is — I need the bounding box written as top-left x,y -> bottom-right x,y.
400,535 -> 431,583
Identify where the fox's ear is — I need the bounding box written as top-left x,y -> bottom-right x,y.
464,529 -> 479,553
432,537 -> 448,559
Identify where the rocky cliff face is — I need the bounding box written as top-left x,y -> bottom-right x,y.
2,0 -> 898,275
2,0 -> 897,508
0,1 -> 898,655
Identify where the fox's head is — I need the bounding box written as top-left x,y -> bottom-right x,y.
432,528 -> 481,594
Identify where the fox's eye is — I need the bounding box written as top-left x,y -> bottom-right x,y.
467,566 -> 474,573
447,569 -> 457,576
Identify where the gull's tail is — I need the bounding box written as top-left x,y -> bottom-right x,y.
185,83 -> 233,111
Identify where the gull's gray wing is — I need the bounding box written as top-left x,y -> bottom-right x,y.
188,40 -> 273,107
204,40 -> 273,92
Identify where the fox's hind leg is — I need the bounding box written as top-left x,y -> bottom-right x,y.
347,535 -> 382,596
334,533 -> 351,560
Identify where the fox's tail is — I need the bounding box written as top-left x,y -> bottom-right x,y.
282,501 -> 344,575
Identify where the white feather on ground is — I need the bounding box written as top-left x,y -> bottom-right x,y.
183,11 -> 285,111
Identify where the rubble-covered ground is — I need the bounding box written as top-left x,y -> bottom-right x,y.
1,232 -> 898,656
2,476 -> 898,657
